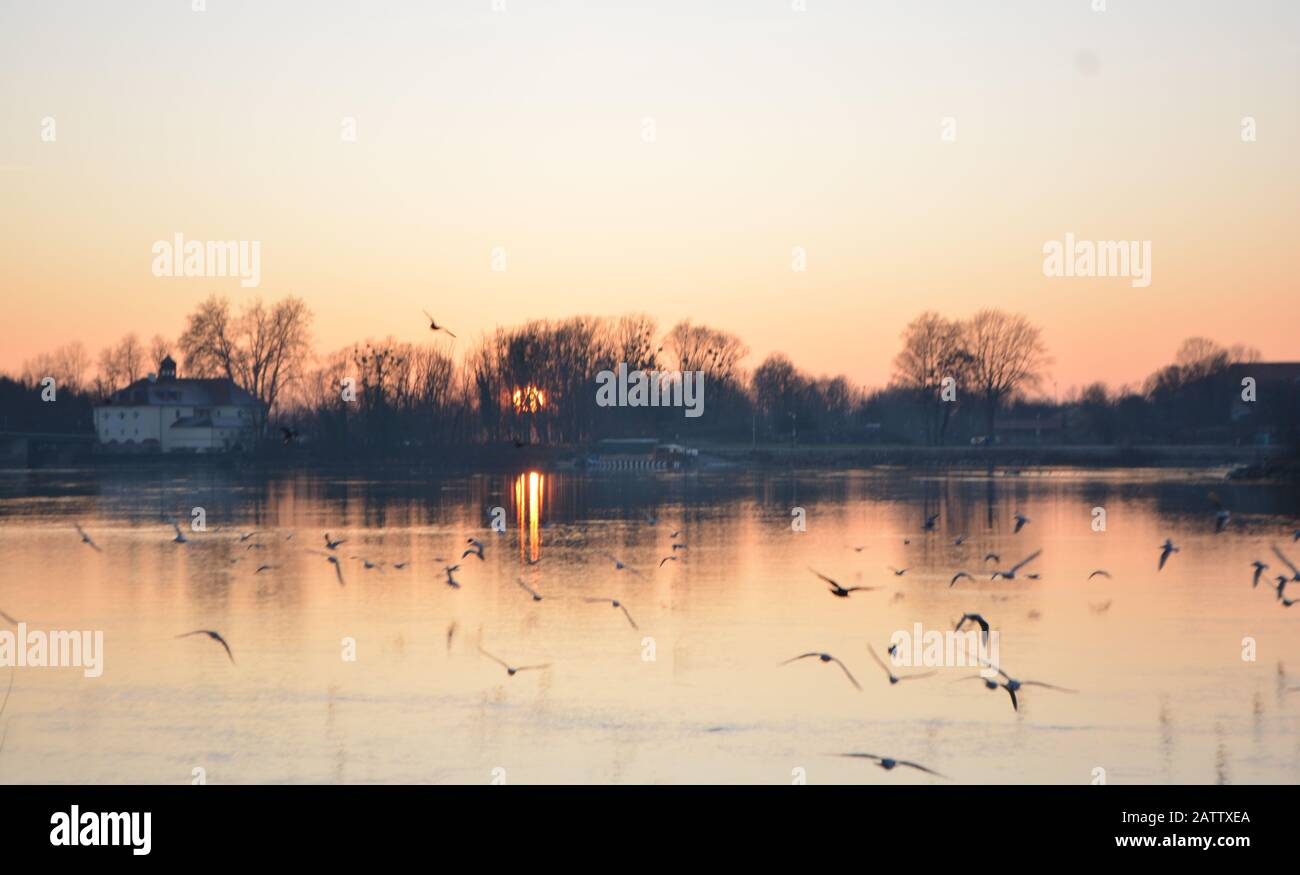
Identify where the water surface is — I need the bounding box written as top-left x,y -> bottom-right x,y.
1,465 -> 1298,784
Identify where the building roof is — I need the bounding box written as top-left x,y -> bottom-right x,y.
100,377 -> 259,408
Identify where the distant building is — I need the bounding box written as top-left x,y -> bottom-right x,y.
1224,362 -> 1300,444
93,356 -> 260,453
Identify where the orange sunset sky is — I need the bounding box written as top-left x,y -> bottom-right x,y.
2,0 -> 1297,392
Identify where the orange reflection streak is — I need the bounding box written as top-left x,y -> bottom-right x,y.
515,471 -> 544,563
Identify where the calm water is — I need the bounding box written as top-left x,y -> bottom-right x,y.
0,464 -> 1298,785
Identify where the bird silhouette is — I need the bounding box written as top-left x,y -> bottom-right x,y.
422,311 -> 456,337
176,630 -> 235,664
779,652 -> 861,690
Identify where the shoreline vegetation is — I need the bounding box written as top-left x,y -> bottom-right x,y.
6,297 -> 1297,474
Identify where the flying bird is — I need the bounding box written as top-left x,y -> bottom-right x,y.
954,612 -> 992,646
236,531 -> 258,543
659,556 -> 678,568
171,523 -> 188,544
280,426 -> 298,446
990,550 -> 1041,581
866,644 -> 935,686
1088,569 -> 1111,580
176,630 -> 235,664
583,597 -> 638,629
463,539 -> 485,561
478,646 -> 550,677
254,564 -> 274,574
888,566 -> 909,577
1158,538 -> 1179,571
836,753 -> 946,779
422,311 -> 456,337
0,608 -> 18,626
949,571 -> 975,588
954,534 -> 968,546
984,553 -> 1000,564
603,554 -> 644,576
324,533 -> 345,550
74,523 -> 101,552
981,662 -> 1076,711
810,569 -> 878,598
1251,560 -> 1268,588
1013,512 -> 1031,534
779,652 -> 861,690
922,513 -> 940,532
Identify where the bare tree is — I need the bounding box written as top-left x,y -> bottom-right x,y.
96,333 -> 145,393
22,342 -> 90,393
962,309 -> 1050,437
892,312 -> 969,445
178,294 -> 313,432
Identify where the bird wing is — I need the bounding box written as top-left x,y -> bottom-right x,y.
1009,550 -> 1042,574
333,562 -> 346,585
899,760 -> 946,777
830,657 -> 863,690
1021,680 -> 1077,693
1271,546 -> 1300,578
514,664 -> 551,673
780,652 -> 821,665
809,568 -> 840,587
837,753 -> 883,762
866,644 -> 892,677
899,671 -> 937,682
1158,550 -> 1170,571
478,647 -> 511,669
516,578 -> 540,598
618,604 -> 639,630
844,586 -> 878,593
659,556 -> 675,567
950,571 -> 972,587
1005,685 -> 1018,711
215,634 -> 236,664
0,609 -> 18,626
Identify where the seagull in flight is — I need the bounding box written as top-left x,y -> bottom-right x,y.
659,555 -> 678,568
1088,569 -> 1111,580
603,554 -> 644,576
583,597 -> 639,629
74,523 -> 101,552
254,564 -> 274,574
1251,560 -> 1269,588
324,533 -> 345,551
478,646 -> 549,677
984,553 -> 1000,564
779,652 -> 861,690
888,566 -> 909,577
866,644 -> 936,686
172,523 -> 188,544
463,539 -> 485,561
422,311 -> 456,337
1013,512 -> 1031,534
810,569 -> 879,598
236,531 -> 258,543
444,565 -> 461,589
982,662 -> 1076,711
949,571 -> 975,588
516,578 -> 544,601
954,534 -> 967,546
176,630 -> 235,664
990,550 -> 1041,580
836,753 -> 946,779
954,612 -> 992,646
922,513 -> 940,532
1158,538 -> 1179,571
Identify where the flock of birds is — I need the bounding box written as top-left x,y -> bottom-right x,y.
2,490 -> 1296,782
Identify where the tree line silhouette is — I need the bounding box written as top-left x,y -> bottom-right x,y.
5,294 -> 1296,454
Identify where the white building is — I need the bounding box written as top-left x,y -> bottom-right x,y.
94,356 -> 261,453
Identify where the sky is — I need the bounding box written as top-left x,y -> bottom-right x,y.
2,0 -> 1297,392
